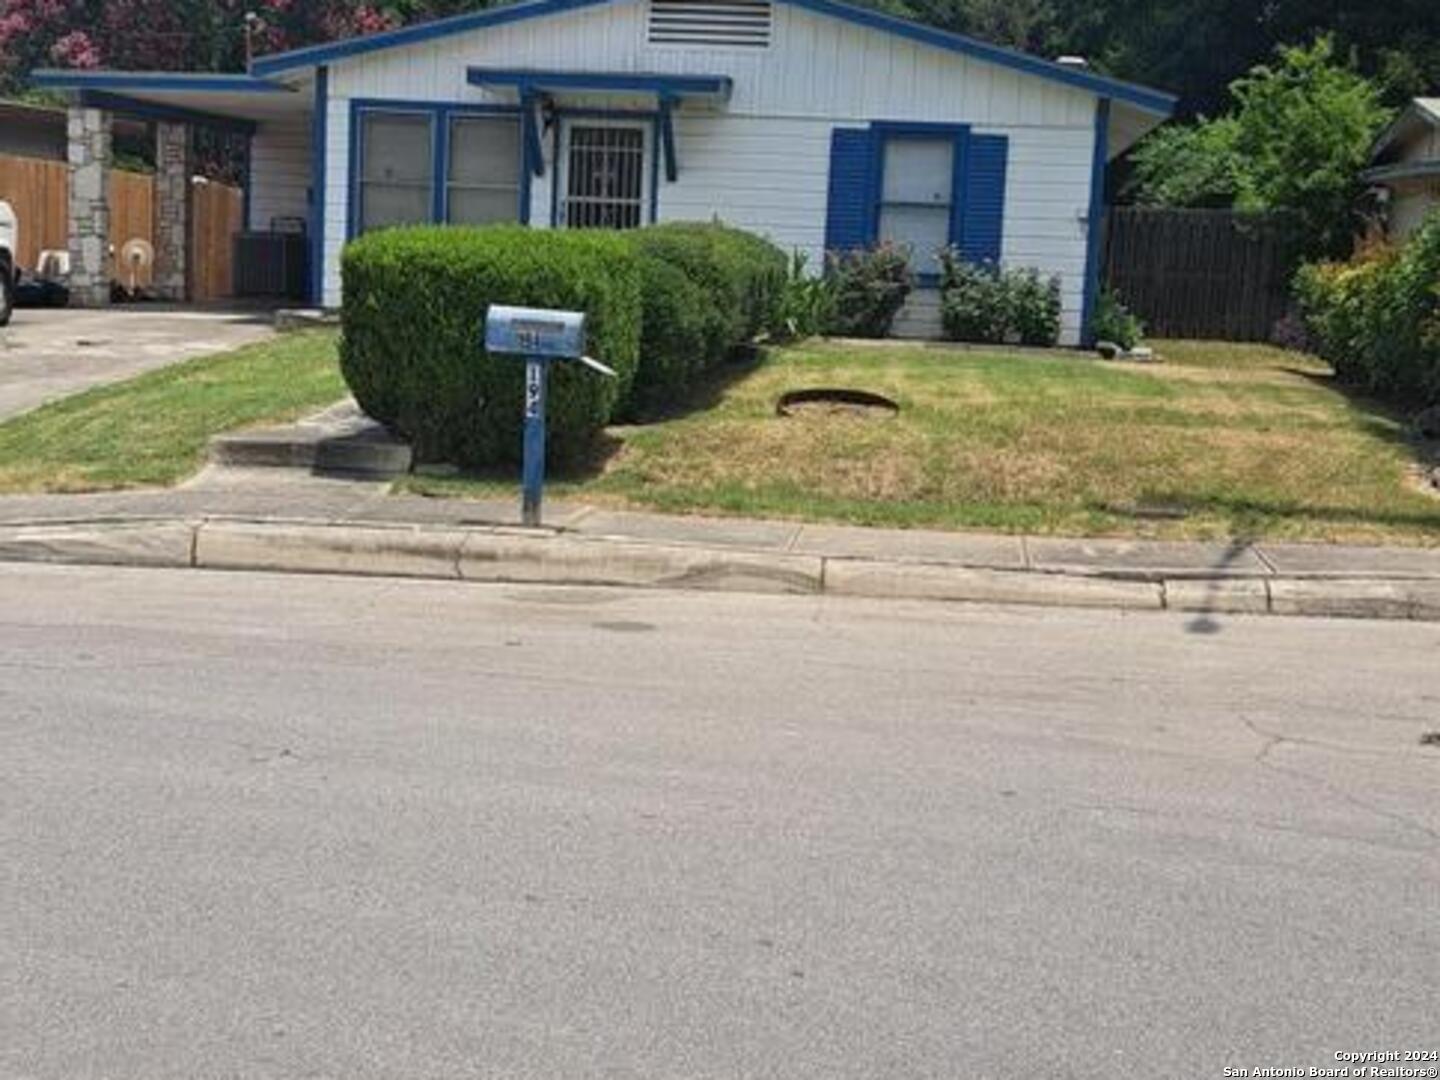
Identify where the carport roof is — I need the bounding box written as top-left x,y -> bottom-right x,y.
28,70 -> 309,133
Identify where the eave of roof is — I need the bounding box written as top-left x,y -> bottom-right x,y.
1369,98 -> 1440,163
249,0 -> 1176,115
30,70 -> 292,94
1363,159 -> 1440,185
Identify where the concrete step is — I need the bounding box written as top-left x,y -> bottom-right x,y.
208,399 -> 413,479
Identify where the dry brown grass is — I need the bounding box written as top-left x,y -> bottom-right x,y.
407,339 -> 1440,544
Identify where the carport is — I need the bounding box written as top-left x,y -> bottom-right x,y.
28,71 -> 318,307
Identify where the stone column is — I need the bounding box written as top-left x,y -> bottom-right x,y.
152,121 -> 193,301
66,106 -> 112,307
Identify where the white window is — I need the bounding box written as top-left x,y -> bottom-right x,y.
878,137 -> 954,277
446,115 -> 522,225
358,112 -> 434,233
647,0 -> 771,47
558,121 -> 650,229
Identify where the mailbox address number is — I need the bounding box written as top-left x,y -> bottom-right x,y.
513,319 -> 567,352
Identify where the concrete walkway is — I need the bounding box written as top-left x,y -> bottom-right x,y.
2,473 -> 1439,620
0,306 -> 276,420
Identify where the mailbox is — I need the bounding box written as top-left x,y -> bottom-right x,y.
484,304 -> 586,359
483,303 -> 612,528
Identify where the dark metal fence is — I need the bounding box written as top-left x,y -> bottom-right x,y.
1103,207 -> 1303,342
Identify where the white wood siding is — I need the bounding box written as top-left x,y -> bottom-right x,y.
247,118 -> 310,231
315,0 -> 1104,341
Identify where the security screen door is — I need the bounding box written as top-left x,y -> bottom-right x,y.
560,121 -> 649,229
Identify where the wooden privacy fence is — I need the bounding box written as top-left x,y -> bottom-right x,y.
1103,208 -> 1303,342
0,152 -> 241,300
191,180 -> 243,301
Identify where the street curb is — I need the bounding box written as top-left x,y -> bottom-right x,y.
2,516 -> 1440,622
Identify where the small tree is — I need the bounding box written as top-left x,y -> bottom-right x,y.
1129,37 -> 1391,258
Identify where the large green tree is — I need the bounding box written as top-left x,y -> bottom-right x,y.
1128,38 -> 1392,257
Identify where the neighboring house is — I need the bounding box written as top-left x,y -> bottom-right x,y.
1364,97 -> 1440,242
32,0 -> 1174,343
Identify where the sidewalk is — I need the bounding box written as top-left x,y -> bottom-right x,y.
2,471 -> 1439,620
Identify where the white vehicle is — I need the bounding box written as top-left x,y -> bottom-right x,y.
0,199 -> 15,325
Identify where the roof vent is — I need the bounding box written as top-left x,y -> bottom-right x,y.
648,0 -> 772,48
1055,55 -> 1090,70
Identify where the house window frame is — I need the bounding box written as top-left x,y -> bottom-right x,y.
554,115 -> 657,230
353,107 -> 437,237
444,112 -> 525,227
347,99 -> 527,239
872,122 -> 969,285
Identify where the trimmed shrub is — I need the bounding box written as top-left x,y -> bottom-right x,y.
938,251 -> 1063,347
340,225 -> 641,467
824,244 -> 913,338
631,252 -> 714,411
938,257 -> 1010,343
626,221 -> 786,413
1294,210 -> 1440,407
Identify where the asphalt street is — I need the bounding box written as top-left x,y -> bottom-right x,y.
2,564 -> 1438,1079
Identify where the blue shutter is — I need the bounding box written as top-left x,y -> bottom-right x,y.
959,134 -> 1008,266
825,128 -> 876,254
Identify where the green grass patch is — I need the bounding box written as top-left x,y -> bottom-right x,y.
0,330 -> 344,492
404,338 -> 1440,545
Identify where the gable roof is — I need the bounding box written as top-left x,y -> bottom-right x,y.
249,0 -> 1176,115
1370,97 -> 1440,163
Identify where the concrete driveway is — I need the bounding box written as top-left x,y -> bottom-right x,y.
0,306 -> 277,421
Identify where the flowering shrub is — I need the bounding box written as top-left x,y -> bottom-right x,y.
823,245 -> 913,338
1294,210 -> 1440,407
938,251 -> 1062,347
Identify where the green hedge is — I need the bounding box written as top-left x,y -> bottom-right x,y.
340,221 -> 785,465
1294,210 -> 1440,408
627,222 -> 786,413
340,225 -> 641,467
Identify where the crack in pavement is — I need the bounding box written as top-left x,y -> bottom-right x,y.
1243,716 -> 1440,851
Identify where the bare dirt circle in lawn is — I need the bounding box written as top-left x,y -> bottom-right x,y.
776,388 -> 900,420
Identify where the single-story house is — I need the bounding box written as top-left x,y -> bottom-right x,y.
32,0 -> 1174,343
1364,97 -> 1440,243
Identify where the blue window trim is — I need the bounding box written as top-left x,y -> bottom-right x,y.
658,96 -> 678,183
546,109 -> 661,228
247,0 -> 1174,116
74,89 -> 258,137
871,121 -> 969,287
346,97 -> 526,241
309,66 -> 327,305
1080,97 -> 1110,347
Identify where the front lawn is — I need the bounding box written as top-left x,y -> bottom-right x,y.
0,330 -> 344,493
406,339 -> 1440,545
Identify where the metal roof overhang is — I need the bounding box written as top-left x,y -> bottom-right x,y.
467,68 -> 730,182
465,67 -> 732,104
27,71 -> 308,134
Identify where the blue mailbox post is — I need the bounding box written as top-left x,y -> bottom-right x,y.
484,304 -> 615,527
